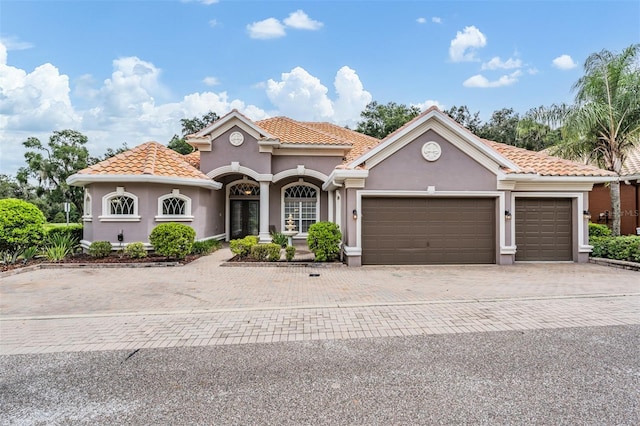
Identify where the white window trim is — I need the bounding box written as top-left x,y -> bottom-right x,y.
281,180 -> 320,237
155,190 -> 193,222
82,190 -> 92,222
99,189 -> 141,222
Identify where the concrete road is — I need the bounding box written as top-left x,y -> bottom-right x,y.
2,325 -> 638,425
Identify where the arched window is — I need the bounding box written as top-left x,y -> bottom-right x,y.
100,187 -> 140,222
83,190 -> 92,221
282,181 -> 319,234
156,189 -> 193,221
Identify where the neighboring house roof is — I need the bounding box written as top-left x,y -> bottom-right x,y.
67,141 -> 220,189
482,139 -> 616,177
621,145 -> 640,177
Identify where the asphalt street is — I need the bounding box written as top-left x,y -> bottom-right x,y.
2,324 -> 638,425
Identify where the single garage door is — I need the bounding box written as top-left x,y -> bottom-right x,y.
515,198 -> 572,261
361,198 -> 496,265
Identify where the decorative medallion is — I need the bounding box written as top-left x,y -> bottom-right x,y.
421,141 -> 442,162
229,131 -> 244,146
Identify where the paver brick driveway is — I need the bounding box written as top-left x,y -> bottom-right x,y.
1,248 -> 639,354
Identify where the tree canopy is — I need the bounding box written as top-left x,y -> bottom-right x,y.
168,111 -> 220,154
355,101 -> 421,139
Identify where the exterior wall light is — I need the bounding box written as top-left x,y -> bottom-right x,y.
352,209 -> 358,220
583,210 -> 592,220
504,210 -> 512,220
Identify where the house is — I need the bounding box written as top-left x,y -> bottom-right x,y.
67,107 -> 616,266
588,145 -> 640,235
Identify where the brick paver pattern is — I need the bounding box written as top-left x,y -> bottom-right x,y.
1,248 -> 639,355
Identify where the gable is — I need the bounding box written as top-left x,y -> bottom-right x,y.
364,129 -> 497,191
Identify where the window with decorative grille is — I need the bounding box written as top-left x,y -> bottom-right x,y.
284,185 -> 317,233
229,182 -> 260,197
109,195 -> 135,215
162,197 -> 186,215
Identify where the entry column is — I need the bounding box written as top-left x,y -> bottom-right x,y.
258,180 -> 271,243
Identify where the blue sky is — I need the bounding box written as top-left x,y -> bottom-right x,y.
1,0 -> 639,177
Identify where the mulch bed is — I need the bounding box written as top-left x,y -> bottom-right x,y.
1,253 -> 200,273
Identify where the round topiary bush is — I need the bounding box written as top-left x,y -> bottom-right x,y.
307,221 -> 342,262
149,222 -> 196,260
0,198 -> 46,260
89,241 -> 112,258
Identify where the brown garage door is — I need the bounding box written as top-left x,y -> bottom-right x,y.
361,198 -> 496,265
515,198 -> 572,261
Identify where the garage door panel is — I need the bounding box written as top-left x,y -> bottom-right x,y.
515,198 -> 572,261
362,198 -> 496,265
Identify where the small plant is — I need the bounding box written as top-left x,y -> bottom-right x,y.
285,245 -> 296,261
89,241 -> 112,258
250,243 -> 282,261
124,242 -> 147,259
149,222 -> 196,260
190,239 -> 221,255
44,244 -> 71,262
230,236 -> 259,259
20,246 -> 39,263
271,232 -> 288,248
307,221 -> 342,262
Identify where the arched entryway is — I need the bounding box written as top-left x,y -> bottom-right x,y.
228,179 -> 260,239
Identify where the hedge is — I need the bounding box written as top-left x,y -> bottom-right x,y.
590,235 -> 640,263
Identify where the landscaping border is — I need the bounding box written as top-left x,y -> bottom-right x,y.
0,261 -> 182,278
589,257 -> 640,272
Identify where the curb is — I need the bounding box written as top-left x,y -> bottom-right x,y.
0,261 -> 182,278
589,257 -> 640,271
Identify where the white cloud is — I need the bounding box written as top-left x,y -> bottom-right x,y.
266,67 -> 334,120
463,70 -> 522,88
200,0 -> 218,4
481,56 -> 522,70
412,100 -> 445,111
247,18 -> 286,39
416,17 -> 427,24
283,10 -> 323,30
203,76 -> 220,86
0,36 -> 34,51
265,66 -> 371,126
552,54 -> 577,70
527,68 -> 539,75
432,17 -> 442,24
208,19 -> 218,28
332,66 -> 372,126
449,26 -> 487,62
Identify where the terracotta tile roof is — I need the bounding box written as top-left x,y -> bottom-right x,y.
481,139 -> 616,177
622,145 -> 640,176
77,141 -> 210,180
256,117 -> 354,146
183,150 -> 201,169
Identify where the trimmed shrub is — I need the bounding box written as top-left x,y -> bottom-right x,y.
285,245 -> 296,261
0,198 -> 46,262
250,243 -> 282,262
149,223 -> 196,260
46,224 -> 83,245
124,242 -> 147,259
52,212 -> 66,223
590,235 -> 640,262
588,222 -> 611,237
190,239 -> 221,255
271,232 -> 288,248
89,241 -> 112,258
230,236 -> 258,259
307,221 -> 342,262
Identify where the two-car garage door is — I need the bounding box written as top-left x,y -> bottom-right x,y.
361,198 -> 496,265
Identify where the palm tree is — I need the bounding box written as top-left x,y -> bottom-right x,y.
539,44 -> 640,235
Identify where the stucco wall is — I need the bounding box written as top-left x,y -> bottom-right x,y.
84,182 -> 219,245
364,129 -> 497,191
200,126 -> 271,175
590,182 -> 640,235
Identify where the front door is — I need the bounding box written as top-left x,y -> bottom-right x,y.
230,200 -> 259,239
